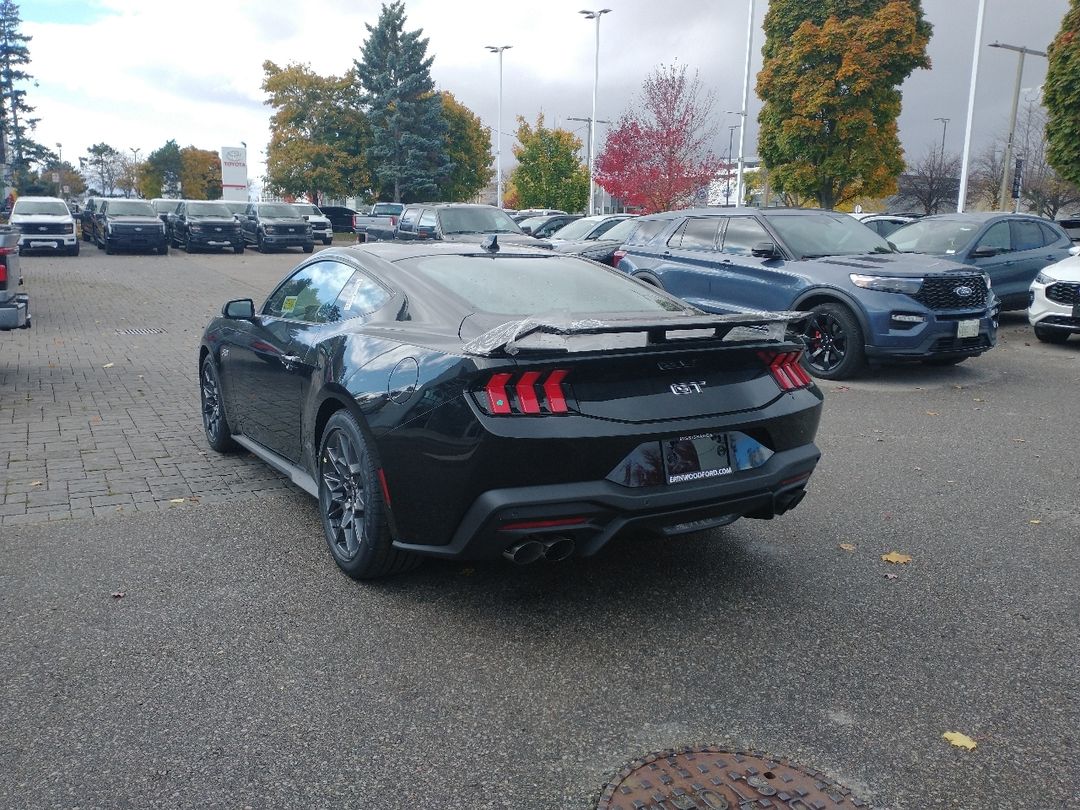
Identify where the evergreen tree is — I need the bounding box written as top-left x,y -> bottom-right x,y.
141,140 -> 183,198
0,0 -> 44,193
1045,0 -> 1080,187
757,0 -> 931,209
354,1 -> 449,202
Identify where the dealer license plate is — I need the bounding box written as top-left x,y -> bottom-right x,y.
30,240 -> 58,248
957,319 -> 979,339
663,433 -> 733,485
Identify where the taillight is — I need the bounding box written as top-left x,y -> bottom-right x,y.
352,214 -> 360,228
612,249 -> 626,266
758,350 -> 813,391
0,265 -> 6,284
390,215 -> 398,226
481,369 -> 571,415
0,246 -> 10,283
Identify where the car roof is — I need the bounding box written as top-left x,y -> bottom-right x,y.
918,212 -> 1045,222
15,195 -> 67,202
332,241 -> 552,265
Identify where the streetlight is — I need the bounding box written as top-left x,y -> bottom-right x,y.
485,45 -> 512,209
580,8 -> 611,215
56,143 -> 62,165
933,117 -> 949,161
989,41 -> 1048,211
734,0 -> 755,206
726,124 -> 738,206
957,0 -> 987,213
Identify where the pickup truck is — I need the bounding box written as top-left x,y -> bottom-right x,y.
352,202 -> 404,242
0,225 -> 29,330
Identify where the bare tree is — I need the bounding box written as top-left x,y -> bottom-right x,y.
894,143 -> 961,214
1016,102 -> 1080,219
966,143 -> 1004,211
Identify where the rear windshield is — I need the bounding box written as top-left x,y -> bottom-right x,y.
402,254 -> 689,316
293,204 -> 320,216
107,201 -> 156,216
373,203 -> 404,216
13,200 -> 69,215
550,217 -> 607,241
187,202 -> 231,216
438,207 -> 521,235
258,203 -> 300,218
888,219 -> 981,255
601,217 -> 640,243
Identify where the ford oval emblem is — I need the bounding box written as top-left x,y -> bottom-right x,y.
954,285 -> 973,297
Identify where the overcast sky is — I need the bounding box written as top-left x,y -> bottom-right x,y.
23,0 -> 1070,193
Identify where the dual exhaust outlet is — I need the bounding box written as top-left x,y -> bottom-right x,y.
503,536 -> 576,565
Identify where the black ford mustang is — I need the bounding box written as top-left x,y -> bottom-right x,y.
199,240 -> 824,579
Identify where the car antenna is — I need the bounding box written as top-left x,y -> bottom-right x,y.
481,234 -> 499,253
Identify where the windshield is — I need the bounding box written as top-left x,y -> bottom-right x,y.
293,204 -> 320,216
152,200 -> 181,214
107,201 -> 156,217
438,207 -> 522,235
888,219 -> 981,255
598,217 -> 638,243
258,203 -> 300,218
187,202 -> 232,217
550,217 -> 608,241
13,200 -> 69,216
373,203 -> 404,216
222,201 -> 247,214
518,216 -> 550,231
766,213 -> 894,257
404,255 -> 689,316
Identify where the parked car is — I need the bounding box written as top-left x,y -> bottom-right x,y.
10,196 -> 79,256
1028,253 -> 1080,343
352,202 -> 405,242
171,200 -> 244,253
548,214 -> 636,243
888,213 -> 1074,311
80,197 -> 102,243
1055,212 -> 1080,242
852,213 -> 916,238
95,199 -> 168,255
292,203 -> 334,245
198,241 -> 823,579
320,205 -> 358,233
394,203 -> 551,247
151,198 -> 183,243
616,207 -> 998,379
240,202 -> 314,253
0,225 -> 28,330
510,208 -> 567,223
551,215 -> 641,266
518,214 -> 581,238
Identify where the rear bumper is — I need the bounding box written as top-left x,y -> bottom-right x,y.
391,443 -> 820,560
0,293 -> 29,330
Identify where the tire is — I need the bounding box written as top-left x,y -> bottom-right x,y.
104,238 -> 115,255
323,237 -> 332,246
633,272 -> 662,289
157,243 -> 168,255
257,232 -> 268,253
200,356 -> 238,453
303,244 -> 314,254
233,244 -> 244,255
184,233 -> 195,253
318,410 -> 419,580
922,355 -> 968,366
170,232 -> 180,248
68,243 -> 80,257
800,303 -> 866,380
1034,325 -> 1070,344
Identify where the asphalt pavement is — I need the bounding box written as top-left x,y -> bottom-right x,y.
1,247 -> 1078,808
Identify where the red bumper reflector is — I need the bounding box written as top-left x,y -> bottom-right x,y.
485,372 -> 513,414
515,371 -> 542,413
500,516 -> 587,531
780,471 -> 813,486
377,468 -> 392,506
543,369 -> 569,413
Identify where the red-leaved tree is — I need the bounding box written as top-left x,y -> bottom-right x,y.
595,63 -> 723,213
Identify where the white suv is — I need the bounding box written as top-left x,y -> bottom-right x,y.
10,196 -> 79,256
1028,251 -> 1080,344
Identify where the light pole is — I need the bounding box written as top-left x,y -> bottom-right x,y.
933,117 -> 949,161
485,45 -> 511,209
580,8 -> 611,215
726,125 -> 738,206
957,0 -> 986,213
568,115 -> 611,204
989,41 -> 1047,211
56,143 -> 62,166
734,0 -> 755,206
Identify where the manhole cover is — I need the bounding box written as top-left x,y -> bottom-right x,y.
597,747 -> 866,810
115,327 -> 166,335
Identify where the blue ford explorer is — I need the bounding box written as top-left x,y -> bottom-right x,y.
615,208 -> 999,379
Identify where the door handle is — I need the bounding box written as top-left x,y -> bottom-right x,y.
280,354 -> 301,368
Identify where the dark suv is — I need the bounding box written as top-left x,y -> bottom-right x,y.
240,202 -> 314,253
394,203 -> 551,247
95,199 -> 168,255
171,200 -> 244,253
616,208 -> 999,379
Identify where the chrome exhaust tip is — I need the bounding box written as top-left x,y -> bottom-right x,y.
542,536 -> 576,562
503,539 -> 545,565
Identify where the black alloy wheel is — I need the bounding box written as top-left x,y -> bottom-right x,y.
200,356 -> 237,453
318,411 -> 418,580
800,303 -> 866,380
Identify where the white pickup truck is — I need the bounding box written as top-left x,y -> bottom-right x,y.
352,203 -> 405,242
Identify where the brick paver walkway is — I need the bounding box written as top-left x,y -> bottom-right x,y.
0,247 -> 327,527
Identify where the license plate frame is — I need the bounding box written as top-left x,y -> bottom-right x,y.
663,433 -> 734,485
957,318 -> 979,339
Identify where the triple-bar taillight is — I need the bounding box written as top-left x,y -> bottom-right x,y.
483,369 -> 570,415
758,350 -> 813,391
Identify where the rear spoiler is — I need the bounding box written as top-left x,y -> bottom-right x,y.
462,311 -> 808,357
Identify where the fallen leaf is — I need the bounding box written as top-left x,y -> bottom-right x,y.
946,479 -> 956,483
1029,519 -> 1041,525
884,573 -> 899,580
973,397 -> 984,402
881,551 -> 913,564
1012,438 -> 1026,443
111,592 -> 125,599
943,731 -> 977,750
102,362 -> 114,369
838,543 -> 857,552
168,498 -> 185,504
30,480 -> 43,487
926,411 -> 939,416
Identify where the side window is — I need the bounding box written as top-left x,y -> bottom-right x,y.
263,261 -> 356,323
630,219 -> 669,245
666,220 -> 689,248
976,221 -> 1011,253
336,271 -> 392,319
245,204 -> 254,218
590,218 -> 623,238
1039,223 -> 1064,245
418,210 -> 437,229
177,203 -> 186,217
721,217 -> 771,255
100,201 -> 109,215
398,207 -> 420,232
1011,219 -> 1045,251
679,217 -> 721,249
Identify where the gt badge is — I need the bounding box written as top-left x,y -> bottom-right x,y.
670,381 -> 706,395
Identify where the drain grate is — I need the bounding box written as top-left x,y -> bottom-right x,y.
115,327 -> 167,335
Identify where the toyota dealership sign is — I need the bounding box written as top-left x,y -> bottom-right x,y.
220,146 -> 248,201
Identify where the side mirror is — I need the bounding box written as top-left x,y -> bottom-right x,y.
1068,245 -> 1080,256
751,241 -> 781,259
970,246 -> 999,258
520,226 -> 533,234
302,215 -> 310,220
223,299 -> 255,320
